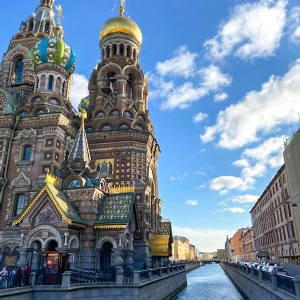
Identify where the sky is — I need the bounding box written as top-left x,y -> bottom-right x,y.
1,0 -> 300,252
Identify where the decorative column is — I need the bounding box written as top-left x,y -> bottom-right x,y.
115,75 -> 127,98
31,251 -> 39,272
124,249 -> 134,269
113,246 -> 124,284
16,248 -> 29,269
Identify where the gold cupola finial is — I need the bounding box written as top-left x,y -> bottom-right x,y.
120,0 -> 125,16
56,5 -> 63,25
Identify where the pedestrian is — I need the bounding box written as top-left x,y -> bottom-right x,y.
0,266 -> 8,289
15,266 -> 22,287
9,267 -> 16,288
24,264 -> 30,285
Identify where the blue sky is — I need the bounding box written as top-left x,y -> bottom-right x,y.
1,0 -> 300,252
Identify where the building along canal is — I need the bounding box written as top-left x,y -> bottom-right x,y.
175,263 -> 245,300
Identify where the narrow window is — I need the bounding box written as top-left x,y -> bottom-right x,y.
48,75 -> 54,90
14,59 -> 24,84
15,194 -> 25,215
23,146 -> 31,160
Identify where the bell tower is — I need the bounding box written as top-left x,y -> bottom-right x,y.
85,0 -> 163,267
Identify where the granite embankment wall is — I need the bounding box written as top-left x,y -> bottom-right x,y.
0,263 -> 202,300
221,262 -> 300,300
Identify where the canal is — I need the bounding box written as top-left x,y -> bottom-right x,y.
175,263 -> 245,300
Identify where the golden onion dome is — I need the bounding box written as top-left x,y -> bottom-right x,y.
100,4 -> 142,44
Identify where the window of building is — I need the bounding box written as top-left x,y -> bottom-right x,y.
48,75 -> 54,90
14,59 -> 24,84
23,146 -> 31,160
15,194 -> 25,215
42,165 -> 50,174
46,139 -> 53,146
44,152 -> 51,159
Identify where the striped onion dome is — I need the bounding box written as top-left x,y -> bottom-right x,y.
30,26 -> 76,75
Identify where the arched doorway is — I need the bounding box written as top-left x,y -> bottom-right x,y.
100,241 -> 113,271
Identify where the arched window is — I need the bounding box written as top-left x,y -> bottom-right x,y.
14,59 -> 24,84
48,75 -> 54,90
15,194 -> 25,215
23,146 -> 31,160
119,44 -> 124,56
45,22 -> 50,33
29,20 -> 34,31
112,44 -> 117,56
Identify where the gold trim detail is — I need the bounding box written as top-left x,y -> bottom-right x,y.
109,185 -> 134,194
94,224 -> 127,229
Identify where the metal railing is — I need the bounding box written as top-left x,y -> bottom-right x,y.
222,262 -> 296,297
276,274 -> 296,295
70,268 -> 116,284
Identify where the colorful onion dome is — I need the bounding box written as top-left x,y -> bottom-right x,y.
78,96 -> 90,113
30,28 -> 76,74
100,4 -> 142,44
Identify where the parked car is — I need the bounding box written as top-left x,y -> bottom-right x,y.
268,266 -> 288,275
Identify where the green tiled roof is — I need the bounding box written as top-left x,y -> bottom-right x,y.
46,183 -> 86,225
95,193 -> 135,228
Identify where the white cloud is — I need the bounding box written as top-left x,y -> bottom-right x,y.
231,195 -> 258,204
232,159 -> 249,168
149,50 -> 231,110
241,163 -> 266,179
200,60 -> 300,149
214,92 -> 228,102
200,65 -> 232,91
209,176 -> 255,192
223,207 -> 246,213
185,200 -> 198,206
204,0 -> 286,60
172,226 -> 233,252
242,136 -> 285,168
288,7 -> 300,44
193,112 -> 208,123
156,46 -> 198,78
160,82 -> 207,110
169,173 -> 188,181
70,73 -> 89,111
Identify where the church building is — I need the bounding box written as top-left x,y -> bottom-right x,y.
0,0 -> 172,277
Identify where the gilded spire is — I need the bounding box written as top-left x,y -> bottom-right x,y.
55,5 -> 63,25
68,107 -> 91,164
119,0 -> 125,16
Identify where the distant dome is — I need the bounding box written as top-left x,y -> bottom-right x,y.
30,32 -> 76,75
100,7 -> 142,44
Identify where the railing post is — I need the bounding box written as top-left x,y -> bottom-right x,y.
258,269 -> 262,282
147,268 -> 152,281
133,271 -> 140,284
159,267 -> 163,277
270,273 -> 277,290
61,271 -> 71,287
250,268 -> 254,277
293,276 -> 300,299
31,272 -> 36,287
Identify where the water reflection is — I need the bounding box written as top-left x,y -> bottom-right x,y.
175,263 -> 245,300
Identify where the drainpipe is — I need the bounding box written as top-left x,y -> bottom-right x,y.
0,115 -> 20,205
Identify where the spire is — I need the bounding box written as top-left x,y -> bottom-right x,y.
119,0 -> 125,16
68,109 -> 91,164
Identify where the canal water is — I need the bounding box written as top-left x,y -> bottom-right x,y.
175,263 -> 245,300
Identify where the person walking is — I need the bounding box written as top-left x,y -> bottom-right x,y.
9,267 -> 16,288
15,266 -> 22,287
24,264 -> 30,286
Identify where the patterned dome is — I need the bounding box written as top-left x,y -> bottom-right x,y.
30,34 -> 76,75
